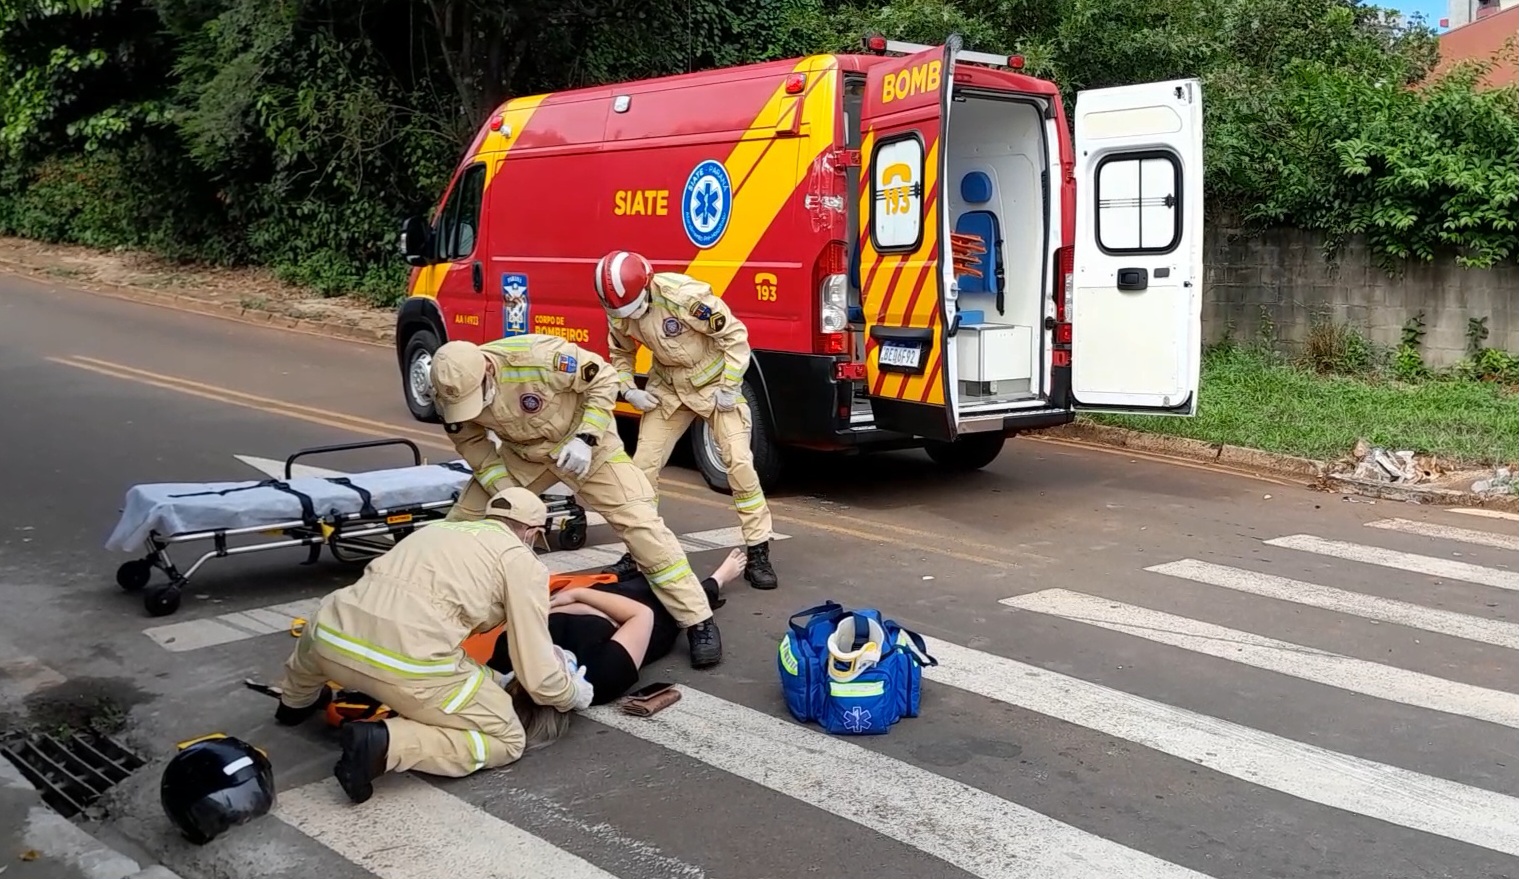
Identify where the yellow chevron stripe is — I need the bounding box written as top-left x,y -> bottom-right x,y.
407,94 -> 552,301
632,54 -> 842,377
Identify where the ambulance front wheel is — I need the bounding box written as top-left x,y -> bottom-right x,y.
401,329 -> 442,423
923,433 -> 1007,472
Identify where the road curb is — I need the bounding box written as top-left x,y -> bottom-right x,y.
0,256 -> 396,350
0,757 -> 186,879
1035,422 -> 1517,511
1036,422 -> 1325,479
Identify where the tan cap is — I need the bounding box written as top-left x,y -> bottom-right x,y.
484,486 -> 548,528
430,341 -> 489,423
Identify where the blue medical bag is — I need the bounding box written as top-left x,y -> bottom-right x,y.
776,601 -> 937,736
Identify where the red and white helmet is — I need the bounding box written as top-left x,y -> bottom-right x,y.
593,250 -> 653,318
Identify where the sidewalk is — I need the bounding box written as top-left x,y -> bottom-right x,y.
1,757 -> 183,879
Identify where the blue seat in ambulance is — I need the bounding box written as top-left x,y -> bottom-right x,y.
955,171 -> 1001,296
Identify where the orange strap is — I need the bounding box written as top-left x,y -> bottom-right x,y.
548,572 -> 617,593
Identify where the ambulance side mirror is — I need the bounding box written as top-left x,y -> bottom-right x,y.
399,215 -> 434,267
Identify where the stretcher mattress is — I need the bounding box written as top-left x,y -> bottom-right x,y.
105,460 -> 476,552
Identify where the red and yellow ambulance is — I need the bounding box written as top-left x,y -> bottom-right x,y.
396,36 -> 1204,493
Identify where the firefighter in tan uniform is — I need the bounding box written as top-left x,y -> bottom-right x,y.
592,250 -> 779,590
271,487 -> 593,804
427,332 -> 723,669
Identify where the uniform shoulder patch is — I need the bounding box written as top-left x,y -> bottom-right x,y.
581,361 -> 599,383
689,301 -> 713,321
553,353 -> 577,374
712,314 -> 727,332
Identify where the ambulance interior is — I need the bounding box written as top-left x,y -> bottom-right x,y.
844,77 -> 1053,417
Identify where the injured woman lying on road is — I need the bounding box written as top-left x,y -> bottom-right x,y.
489,549 -> 746,705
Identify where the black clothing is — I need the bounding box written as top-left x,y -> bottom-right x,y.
488,575 -> 718,705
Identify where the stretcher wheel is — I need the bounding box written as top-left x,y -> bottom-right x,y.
116,560 -> 152,592
557,518 -> 588,551
144,584 -> 183,617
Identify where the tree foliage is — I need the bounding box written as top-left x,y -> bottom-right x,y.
0,0 -> 1513,305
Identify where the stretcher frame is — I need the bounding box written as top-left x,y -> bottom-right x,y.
114,438 -> 590,618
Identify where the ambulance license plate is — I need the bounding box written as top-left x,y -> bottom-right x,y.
878,341 -> 922,370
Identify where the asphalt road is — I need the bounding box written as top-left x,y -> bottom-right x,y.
2,273 -> 1517,879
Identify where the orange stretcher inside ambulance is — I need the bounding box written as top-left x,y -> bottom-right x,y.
395,35 -> 1204,493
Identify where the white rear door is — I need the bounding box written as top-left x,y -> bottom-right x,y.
1070,79 -> 1203,416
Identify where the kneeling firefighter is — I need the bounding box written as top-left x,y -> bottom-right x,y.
271,487 -> 592,804
428,332 -> 723,669
594,250 -> 779,590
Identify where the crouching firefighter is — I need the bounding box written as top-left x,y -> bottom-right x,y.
428,333 -> 723,669
270,487 -> 593,804
593,250 -> 779,590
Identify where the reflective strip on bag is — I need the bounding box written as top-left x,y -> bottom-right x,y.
778,638 -> 800,676
829,680 -> 886,697
313,624 -> 457,678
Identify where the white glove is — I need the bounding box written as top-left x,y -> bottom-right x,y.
554,646 -> 580,677
570,668 -> 594,711
714,387 -> 738,411
624,388 -> 660,412
555,436 -> 593,478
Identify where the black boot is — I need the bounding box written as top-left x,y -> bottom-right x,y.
601,551 -> 640,581
274,686 -> 332,727
744,541 -> 779,590
333,720 -> 390,804
686,619 -> 723,669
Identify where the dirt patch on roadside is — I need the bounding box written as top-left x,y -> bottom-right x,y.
0,236 -> 396,340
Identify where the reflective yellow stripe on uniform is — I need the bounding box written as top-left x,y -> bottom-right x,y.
580,407 -> 612,433
734,490 -> 765,512
690,356 -> 723,387
466,729 -> 487,771
482,337 -> 534,355
476,464 -> 507,490
442,667 -> 488,715
723,364 -> 744,384
313,624 -> 458,678
617,369 -> 635,387
496,366 -> 553,383
648,557 -> 693,588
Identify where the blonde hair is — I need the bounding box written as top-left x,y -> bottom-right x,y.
507,681 -> 573,751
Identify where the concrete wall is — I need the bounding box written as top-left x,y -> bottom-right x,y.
1202,225 -> 1519,367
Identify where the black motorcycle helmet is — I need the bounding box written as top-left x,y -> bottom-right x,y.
160,734 -> 275,845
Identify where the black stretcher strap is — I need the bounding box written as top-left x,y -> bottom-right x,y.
436,462 -> 472,475
168,479 -> 317,522
324,477 -> 378,518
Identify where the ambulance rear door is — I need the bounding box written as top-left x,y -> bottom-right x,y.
1070,79 -> 1204,416
855,42 -> 959,442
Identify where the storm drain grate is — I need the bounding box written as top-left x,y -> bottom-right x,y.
1,732 -> 146,818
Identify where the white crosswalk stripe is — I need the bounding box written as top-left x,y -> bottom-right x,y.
1364,517 -> 1519,552
1145,558 -> 1519,648
1000,587 -> 1519,727
1264,533 -> 1519,590
241,522 -> 1519,879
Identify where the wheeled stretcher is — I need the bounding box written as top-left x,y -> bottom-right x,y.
104,439 -> 590,618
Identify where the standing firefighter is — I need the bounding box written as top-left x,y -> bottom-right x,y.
271,487 -> 591,804
593,250 -> 779,590
429,333 -> 723,668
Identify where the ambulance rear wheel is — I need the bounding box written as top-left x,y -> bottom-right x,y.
924,433 -> 1007,472
402,329 -> 442,423
690,380 -> 783,495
